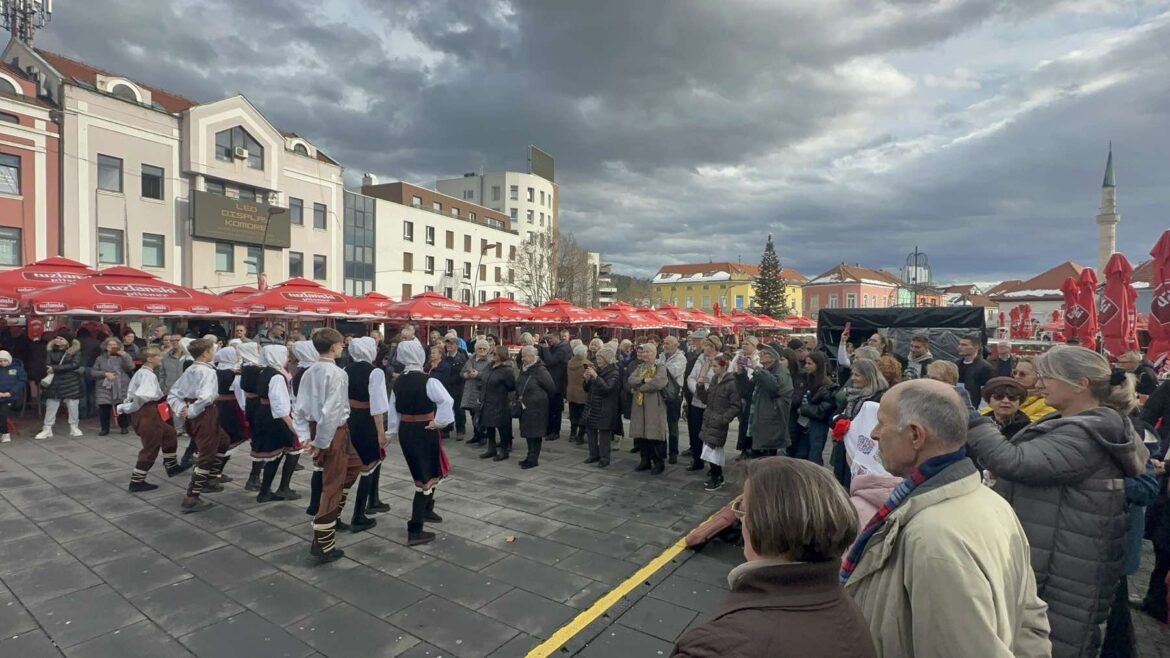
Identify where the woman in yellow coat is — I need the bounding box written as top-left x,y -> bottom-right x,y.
1012,356 -> 1056,421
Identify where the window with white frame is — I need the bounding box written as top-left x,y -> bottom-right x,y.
289,197 -> 303,225
425,226 -> 435,245
444,287 -> 453,298
141,164 -> 164,200
215,242 -> 233,272
97,154 -> 122,192
509,185 -> 518,200
0,153 -> 19,195
527,187 -> 534,202
828,294 -> 839,308
424,256 -> 435,274
141,233 -> 165,267
444,259 -> 454,276
214,126 -> 264,169
0,227 -> 20,266
412,196 -> 422,207
403,221 -> 414,241
463,262 -> 471,279
526,210 -> 534,224
97,228 -> 124,264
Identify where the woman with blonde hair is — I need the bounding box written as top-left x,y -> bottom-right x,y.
1012,356 -> 1056,421
967,345 -> 1148,657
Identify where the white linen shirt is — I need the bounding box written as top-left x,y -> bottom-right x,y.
166,362 -> 218,419
118,367 -> 163,415
386,378 -> 455,434
292,360 -> 350,449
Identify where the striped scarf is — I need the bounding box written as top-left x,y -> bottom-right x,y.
840,447 -> 968,584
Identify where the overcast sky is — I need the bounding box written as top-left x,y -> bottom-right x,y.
37,0 -> 1170,283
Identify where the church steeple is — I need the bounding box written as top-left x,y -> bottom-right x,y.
1095,143 -> 1119,273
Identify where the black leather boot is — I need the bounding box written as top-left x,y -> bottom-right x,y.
256,459 -> 285,502
274,453 -> 301,500
479,434 -> 498,459
366,464 -> 390,513
305,470 -> 323,516
350,475 -> 377,533
650,442 -> 666,475
634,439 -> 651,472
425,492 -> 442,522
310,524 -> 344,563
407,492 -> 435,546
245,461 -> 262,491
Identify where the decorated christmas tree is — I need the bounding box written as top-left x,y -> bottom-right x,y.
754,234 -> 788,317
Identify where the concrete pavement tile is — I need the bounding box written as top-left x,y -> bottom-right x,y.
478,588 -> 577,639
646,574 -> 726,614
179,611 -> 315,658
216,520 -> 301,556
412,533 -> 508,571
260,543 -> 361,584
2,555 -> 101,605
484,632 -> 541,658
341,537 -> 431,577
61,529 -> 153,566
0,588 -> 39,638
482,555 -> 595,603
32,495 -> 91,521
28,584 -> 145,649
610,520 -> 683,548
399,560 -> 513,610
547,525 -> 643,560
80,493 -> 155,520
553,550 -> 638,587
0,474 -> 45,490
480,529 -> 579,566
311,565 -> 430,619
0,533 -> 71,576
168,502 -> 254,532
37,512 -> 117,544
575,624 -> 675,657
543,504 -> 627,533
628,543 -> 670,565
564,580 -> 613,611
389,595 -> 518,658
423,510 -> 503,543
137,524 -> 226,560
225,572 -> 337,627
286,602 -> 420,658
480,507 -> 567,538
248,500 -> 312,528
131,577 -> 245,637
179,545 -> 276,589
91,550 -> 191,598
671,552 -> 737,589
483,490 -> 558,514
426,490 -> 503,520
616,596 -> 697,643
0,516 -> 43,543
397,642 -> 446,658
63,619 -> 194,658
528,488 -> 608,511
104,509 -> 174,535
0,628 -> 66,658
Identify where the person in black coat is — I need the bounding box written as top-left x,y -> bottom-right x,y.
477,346 -> 516,461
538,332 -> 571,441
37,334 -> 85,438
583,345 -> 623,467
795,351 -> 837,465
516,346 -> 557,469
1140,378 -> 1170,621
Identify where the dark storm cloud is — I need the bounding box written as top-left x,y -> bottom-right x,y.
35,0 -> 1170,282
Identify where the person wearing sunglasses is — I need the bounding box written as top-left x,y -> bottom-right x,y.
1011,357 -> 1056,421
981,377 -> 1031,439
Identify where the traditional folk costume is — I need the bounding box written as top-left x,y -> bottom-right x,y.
237,342 -> 266,491
387,339 -> 454,546
252,345 -> 301,502
119,363 -> 187,492
168,360 -> 231,513
293,342 -> 332,521
345,337 -> 391,531
211,347 -> 246,484
293,350 -> 362,562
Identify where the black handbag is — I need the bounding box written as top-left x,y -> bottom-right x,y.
511,373 -> 531,418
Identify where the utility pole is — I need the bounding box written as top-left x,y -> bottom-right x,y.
1,0 -> 52,45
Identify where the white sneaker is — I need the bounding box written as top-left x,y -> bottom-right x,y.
34,427 -> 52,440
0,433 -> 10,443
69,425 -> 83,437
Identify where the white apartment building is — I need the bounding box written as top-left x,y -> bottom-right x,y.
435,170 -> 557,250
353,181 -> 523,304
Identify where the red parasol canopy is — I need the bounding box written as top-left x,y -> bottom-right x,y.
1076,268 -> 1099,351
1148,230 -> 1170,363
239,278 -> 365,318
595,302 -> 662,330
757,314 -> 792,330
785,315 -> 816,329
655,305 -> 714,328
220,285 -> 258,300
0,257 -> 96,294
25,266 -> 240,317
728,310 -> 768,328
633,306 -> 687,330
686,307 -> 732,329
531,299 -> 605,325
1100,253 -> 1139,357
476,297 -> 544,324
382,291 -> 489,323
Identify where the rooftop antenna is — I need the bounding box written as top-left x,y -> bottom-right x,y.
2,0 -> 51,46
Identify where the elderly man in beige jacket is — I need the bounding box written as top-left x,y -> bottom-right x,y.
843,379 -> 1051,658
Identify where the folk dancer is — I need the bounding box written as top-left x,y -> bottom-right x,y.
387,339 -> 454,546
292,340 -> 329,519
237,342 -> 265,491
168,339 -> 231,513
211,346 -> 246,484
293,328 -> 363,563
119,346 -> 188,491
345,336 -> 391,532
252,345 -> 300,502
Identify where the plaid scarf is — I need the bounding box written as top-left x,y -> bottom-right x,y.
840,446 -> 968,584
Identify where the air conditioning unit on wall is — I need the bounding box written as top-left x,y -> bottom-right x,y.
233,147 -> 248,160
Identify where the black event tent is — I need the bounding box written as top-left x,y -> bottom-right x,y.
816,307 -> 989,365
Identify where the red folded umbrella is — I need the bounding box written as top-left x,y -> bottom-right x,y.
1147,230 -> 1170,364
1101,253 -> 1137,358
1009,306 -> 1022,339
1062,277 -> 1084,344
1020,304 -> 1033,340
238,278 -> 364,318
1076,268 -> 1099,351
25,266 -> 240,317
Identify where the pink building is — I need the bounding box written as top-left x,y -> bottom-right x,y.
0,62 -> 60,268
803,263 -> 904,318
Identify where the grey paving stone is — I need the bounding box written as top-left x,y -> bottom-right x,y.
132,577 -> 245,636
610,520 -> 683,548
564,580 -> 613,611
547,525 -> 643,560
0,516 -> 43,543
575,623 -> 675,657
36,512 -> 117,544
63,618 -> 194,658
216,520 -> 300,556
179,611 -> 314,658
480,507 -> 567,538
397,642 -> 446,658
617,595 -> 698,643
28,584 -> 144,648
671,551 -> 737,589
412,532 -> 509,571
105,508 -> 175,535
311,565 -> 430,619
81,492 -> 155,519
170,502 -> 254,532
342,537 -> 432,577
92,550 -> 192,598
0,533 -> 71,576
389,595 -> 518,658
628,543 -> 671,565
249,500 -> 312,528
480,529 -> 579,566
137,523 -> 226,560
399,559 -> 514,610
485,632 -> 542,658
479,588 -> 578,639
425,511 -> 504,543
33,495 -> 91,521
483,490 -> 558,513
646,574 -> 727,614
62,529 -> 152,566
0,628 -> 66,658
286,602 -> 420,658
556,550 -> 638,586
482,555 -> 596,603
0,474 -> 45,490
225,572 -> 337,627
2,555 -> 102,605
260,543 -> 362,584
179,545 -> 276,589
0,588 -> 39,638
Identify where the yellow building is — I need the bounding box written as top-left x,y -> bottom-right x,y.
651,263 -> 807,316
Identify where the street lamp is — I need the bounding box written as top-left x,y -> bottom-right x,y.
254,205 -> 287,287
469,242 -> 494,305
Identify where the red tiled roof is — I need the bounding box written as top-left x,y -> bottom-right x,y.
988,261 -> 1085,300
1132,259 -> 1153,285
35,49 -> 198,114
807,263 -> 903,287
656,262 -> 807,283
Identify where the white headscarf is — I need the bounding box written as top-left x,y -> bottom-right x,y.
397,338 -> 426,374
178,337 -> 194,363
349,336 -> 377,364
237,342 -> 261,366
261,344 -> 290,377
228,338 -> 243,348
291,340 -> 318,369
213,346 -> 239,370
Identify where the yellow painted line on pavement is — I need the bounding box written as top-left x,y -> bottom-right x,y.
526,538 -> 688,658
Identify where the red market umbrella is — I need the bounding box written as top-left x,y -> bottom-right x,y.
1009,306 -> 1022,339
0,256 -> 96,294
687,307 -> 732,329
362,291 -> 395,320
785,315 -> 816,329
1076,268 -> 1099,351
655,305 -> 714,328
1147,230 -> 1170,363
1062,277 -> 1086,344
476,297 -> 544,324
531,299 -> 605,325
595,302 -> 661,331
239,278 -> 365,318
1020,304 -> 1033,340
382,291 -> 490,323
1100,253 -> 1138,358
25,266 -> 240,317
757,314 -> 792,330
633,306 -> 687,330
729,310 -> 768,329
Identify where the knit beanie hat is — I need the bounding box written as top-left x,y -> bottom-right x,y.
704,334 -> 722,351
